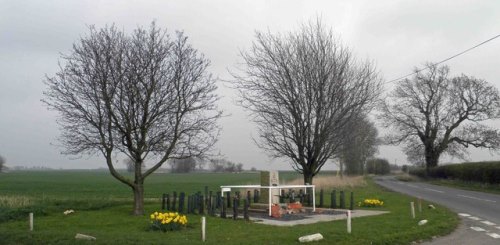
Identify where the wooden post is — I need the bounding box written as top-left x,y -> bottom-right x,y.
187,195 -> 192,214
172,191 -> 177,211
244,199 -> 249,221
199,195 -> 205,214
279,189 -> 285,203
211,196 -> 216,216
194,192 -> 199,212
349,192 -> 354,210
208,191 -> 213,210
232,197 -> 238,220
247,190 -> 251,204
166,193 -> 170,210
201,216 -> 206,242
236,191 -> 240,208
220,196 -> 226,218
162,193 -> 167,210
204,186 -> 209,206
411,202 -> 415,219
347,210 -> 351,234
216,191 -> 221,208
319,189 -> 324,207
29,213 -> 33,231
179,192 -> 185,213
331,190 -> 337,209
340,191 -> 345,209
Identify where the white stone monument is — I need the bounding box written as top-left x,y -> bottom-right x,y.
260,171 -> 280,204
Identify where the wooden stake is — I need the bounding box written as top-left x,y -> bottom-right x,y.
411,202 -> 415,219
29,213 -> 33,231
201,216 -> 206,242
347,210 -> 352,234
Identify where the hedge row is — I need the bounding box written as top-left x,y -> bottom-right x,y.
409,161 -> 500,184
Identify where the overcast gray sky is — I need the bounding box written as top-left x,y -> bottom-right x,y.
1,0 -> 500,170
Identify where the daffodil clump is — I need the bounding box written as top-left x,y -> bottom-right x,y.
358,198 -> 384,207
150,211 -> 188,232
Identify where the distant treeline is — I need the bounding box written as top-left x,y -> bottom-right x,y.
409,161 -> 500,184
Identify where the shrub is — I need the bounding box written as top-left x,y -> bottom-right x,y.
409,161 -> 500,184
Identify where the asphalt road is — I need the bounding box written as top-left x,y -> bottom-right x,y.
374,176 -> 500,244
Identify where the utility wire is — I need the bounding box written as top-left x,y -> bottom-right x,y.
384,33 -> 500,85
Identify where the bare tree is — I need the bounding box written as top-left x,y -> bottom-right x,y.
380,64 -> 500,173
341,115 -> 379,175
43,23 -> 221,215
232,20 -> 381,184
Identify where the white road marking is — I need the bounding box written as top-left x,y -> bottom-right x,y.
458,213 -> 471,217
457,194 -> 497,203
486,233 -> 500,239
424,188 -> 444,193
468,216 -> 481,220
471,226 -> 486,232
481,221 -> 496,226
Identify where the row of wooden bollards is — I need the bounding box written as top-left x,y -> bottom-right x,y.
277,189 -> 354,210
162,188 -> 355,213
161,191 -> 252,220
162,188 -> 356,214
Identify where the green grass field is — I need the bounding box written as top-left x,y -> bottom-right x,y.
0,171 -> 458,244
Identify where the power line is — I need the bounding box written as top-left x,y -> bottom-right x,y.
384,33 -> 500,85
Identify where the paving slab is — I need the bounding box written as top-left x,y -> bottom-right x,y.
249,209 -> 389,226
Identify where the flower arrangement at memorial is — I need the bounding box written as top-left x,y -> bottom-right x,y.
149,211 -> 188,232
358,198 -> 384,207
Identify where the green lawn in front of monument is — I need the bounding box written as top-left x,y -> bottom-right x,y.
0,171 -> 458,244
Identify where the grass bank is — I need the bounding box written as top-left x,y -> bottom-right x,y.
0,171 -> 458,244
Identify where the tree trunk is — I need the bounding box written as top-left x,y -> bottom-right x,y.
303,172 -> 313,185
425,152 -> 440,175
132,183 -> 145,215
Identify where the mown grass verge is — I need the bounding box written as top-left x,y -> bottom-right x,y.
0,171 -> 458,244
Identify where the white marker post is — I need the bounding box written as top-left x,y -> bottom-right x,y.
410,202 -> 415,219
347,210 -> 352,234
201,216 -> 206,242
29,213 -> 33,231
